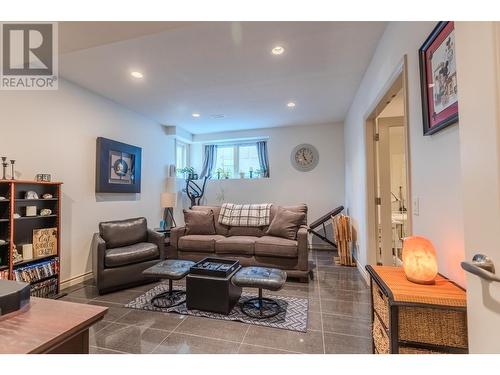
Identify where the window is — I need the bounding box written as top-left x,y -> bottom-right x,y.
175,140 -> 189,176
212,142 -> 265,179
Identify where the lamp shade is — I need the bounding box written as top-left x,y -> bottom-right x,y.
161,192 -> 177,208
402,236 -> 438,285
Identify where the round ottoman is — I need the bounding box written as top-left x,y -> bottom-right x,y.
142,259 -> 195,308
232,266 -> 287,319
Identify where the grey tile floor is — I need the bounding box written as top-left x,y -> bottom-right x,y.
60,249 -> 373,354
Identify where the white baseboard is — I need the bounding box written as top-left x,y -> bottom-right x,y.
355,258 -> 370,285
60,271 -> 93,290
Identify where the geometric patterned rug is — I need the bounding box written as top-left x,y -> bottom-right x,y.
125,283 -> 308,332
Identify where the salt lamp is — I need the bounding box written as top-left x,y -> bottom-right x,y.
402,236 -> 438,284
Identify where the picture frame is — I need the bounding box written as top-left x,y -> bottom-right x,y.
419,21 -> 459,136
95,137 -> 142,193
36,173 -> 51,182
32,227 -> 58,258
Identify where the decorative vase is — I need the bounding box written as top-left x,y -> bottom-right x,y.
10,160 -> 15,180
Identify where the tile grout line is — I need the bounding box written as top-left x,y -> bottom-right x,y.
238,342 -> 302,354
236,325 -> 251,353
314,251 -> 327,354
149,315 -> 188,354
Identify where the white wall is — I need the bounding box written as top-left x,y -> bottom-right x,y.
184,123 -> 345,241
344,22 -> 466,286
0,80 -> 173,284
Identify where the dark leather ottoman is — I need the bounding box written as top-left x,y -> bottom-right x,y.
232,266 -> 287,319
143,259 -> 195,308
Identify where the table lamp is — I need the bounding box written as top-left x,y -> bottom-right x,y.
161,192 -> 177,231
402,236 -> 438,285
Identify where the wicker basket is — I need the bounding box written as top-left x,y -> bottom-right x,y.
372,283 -> 390,327
399,346 -> 441,354
373,314 -> 390,354
398,306 -> 468,348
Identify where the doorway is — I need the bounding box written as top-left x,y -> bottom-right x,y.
365,58 -> 412,266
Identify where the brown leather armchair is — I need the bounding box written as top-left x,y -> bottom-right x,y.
92,217 -> 165,294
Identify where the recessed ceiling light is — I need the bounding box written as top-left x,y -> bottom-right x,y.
210,114 -> 226,119
192,113 -> 201,118
130,71 -> 144,79
287,101 -> 296,108
271,46 -> 285,55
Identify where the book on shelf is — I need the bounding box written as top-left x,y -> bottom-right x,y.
0,269 -> 9,280
13,257 -> 59,284
30,277 -> 58,298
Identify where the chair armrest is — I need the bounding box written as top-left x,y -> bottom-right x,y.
91,233 -> 106,281
170,226 -> 186,258
148,229 -> 166,260
297,225 -> 310,271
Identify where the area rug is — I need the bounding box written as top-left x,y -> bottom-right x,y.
125,283 -> 308,332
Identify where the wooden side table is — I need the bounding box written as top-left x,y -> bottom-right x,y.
366,265 -> 468,354
154,228 -> 171,257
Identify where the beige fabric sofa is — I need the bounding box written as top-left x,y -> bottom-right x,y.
170,204 -> 311,281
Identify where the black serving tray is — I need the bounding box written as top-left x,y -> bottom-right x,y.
190,258 -> 240,278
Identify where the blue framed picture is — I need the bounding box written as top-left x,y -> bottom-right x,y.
96,137 -> 142,193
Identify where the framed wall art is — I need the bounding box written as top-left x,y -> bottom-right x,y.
96,137 -> 142,193
419,21 -> 459,136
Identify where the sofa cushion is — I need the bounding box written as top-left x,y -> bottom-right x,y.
215,236 -> 258,255
191,206 -> 229,236
184,209 -> 216,235
270,204 -> 307,226
266,207 -> 306,240
255,236 -> 298,258
178,234 -> 226,253
228,226 -> 267,237
105,242 -> 159,268
99,217 -> 148,249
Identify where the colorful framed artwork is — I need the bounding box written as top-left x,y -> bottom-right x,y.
419,21 -> 459,136
95,137 -> 142,193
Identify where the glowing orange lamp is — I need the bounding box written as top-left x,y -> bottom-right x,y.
402,236 -> 438,285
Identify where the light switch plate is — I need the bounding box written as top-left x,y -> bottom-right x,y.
413,197 -> 419,216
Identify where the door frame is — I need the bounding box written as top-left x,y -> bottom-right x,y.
364,55 -> 413,266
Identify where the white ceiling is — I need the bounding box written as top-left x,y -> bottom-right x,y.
60,22 -> 387,134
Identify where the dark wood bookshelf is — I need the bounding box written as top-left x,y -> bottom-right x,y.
0,180 -> 63,297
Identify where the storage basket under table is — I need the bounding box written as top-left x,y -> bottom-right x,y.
366,265 -> 468,354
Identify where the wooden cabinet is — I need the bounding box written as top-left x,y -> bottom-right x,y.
0,180 -> 62,298
366,265 -> 468,354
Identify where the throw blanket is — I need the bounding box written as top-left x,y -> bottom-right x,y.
219,203 -> 272,227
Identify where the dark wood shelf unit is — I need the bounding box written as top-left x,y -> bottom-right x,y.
0,180 -> 63,297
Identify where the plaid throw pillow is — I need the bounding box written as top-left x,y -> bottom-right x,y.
219,203 -> 272,227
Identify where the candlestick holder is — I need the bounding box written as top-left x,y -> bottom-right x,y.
1,157 -> 7,180
10,160 -> 15,180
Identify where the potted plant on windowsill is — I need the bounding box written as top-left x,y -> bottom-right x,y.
177,166 -> 197,180
216,168 -> 224,180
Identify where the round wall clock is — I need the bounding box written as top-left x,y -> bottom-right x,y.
291,144 -> 319,172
